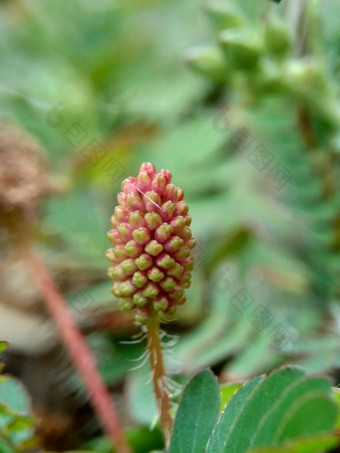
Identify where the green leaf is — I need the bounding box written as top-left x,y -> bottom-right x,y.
7,415 -> 35,431
208,367 -> 337,453
252,377 -> 335,445
219,383 -> 243,411
0,378 -> 31,415
0,438 -> 15,453
0,376 -> 35,447
206,376 -> 265,453
169,369 -> 220,453
249,433 -> 339,453
221,368 -> 305,452
276,394 -> 337,443
85,426 -> 164,453
332,387 -> 340,429
0,343 -> 7,355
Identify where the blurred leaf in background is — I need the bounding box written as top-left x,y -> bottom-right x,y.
1,0 -> 340,451
0,343 -> 36,452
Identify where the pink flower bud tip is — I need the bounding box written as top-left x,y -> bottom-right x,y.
107,163 -> 194,321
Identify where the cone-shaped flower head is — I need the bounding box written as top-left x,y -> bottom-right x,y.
107,163 -> 195,322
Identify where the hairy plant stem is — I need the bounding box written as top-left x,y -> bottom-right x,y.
146,311 -> 173,449
25,247 -> 131,453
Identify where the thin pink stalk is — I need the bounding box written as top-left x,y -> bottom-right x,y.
146,311 -> 173,448
25,247 -> 131,453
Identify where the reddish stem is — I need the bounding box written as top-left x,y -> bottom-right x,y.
146,312 -> 173,448
25,248 -> 131,453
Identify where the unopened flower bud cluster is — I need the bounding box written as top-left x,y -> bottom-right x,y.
107,163 -> 195,322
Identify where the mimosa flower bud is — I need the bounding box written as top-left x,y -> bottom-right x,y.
121,177 -> 137,193
143,282 -> 159,299
170,216 -> 186,233
132,271 -> 148,288
181,226 -> 192,240
112,281 -> 122,297
117,192 -> 126,206
133,291 -> 149,307
126,192 -> 144,211
160,277 -> 176,292
174,201 -> 189,216
106,248 -> 117,264
169,286 -> 185,300
167,263 -> 184,278
185,216 -> 192,226
145,240 -> 163,256
135,253 -> 153,270
132,227 -> 151,245
186,238 -> 196,249
174,246 -> 191,260
151,173 -> 167,194
117,223 -> 132,242
136,171 -> 151,192
144,191 -> 162,212
140,162 -> 156,179
147,266 -> 165,282
113,245 -> 127,261
107,163 -> 195,321
113,206 -> 128,223
145,212 -> 163,230
118,298 -> 134,311
108,265 -> 125,280
156,253 -> 175,269
154,296 -> 168,312
129,211 -> 145,228
183,257 -> 194,272
155,223 -> 174,243
158,169 -> 172,184
120,258 -> 137,275
119,280 -> 136,297
177,296 -> 187,305
124,240 -> 141,258
163,184 -> 178,202
160,201 -> 176,221
164,236 -> 184,253
135,309 -> 150,324
108,229 -> 122,246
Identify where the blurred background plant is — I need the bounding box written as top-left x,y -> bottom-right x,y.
0,342 -> 37,453
0,0 -> 340,451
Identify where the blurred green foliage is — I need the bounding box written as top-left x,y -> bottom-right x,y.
1,0 -> 340,451
0,343 -> 36,453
